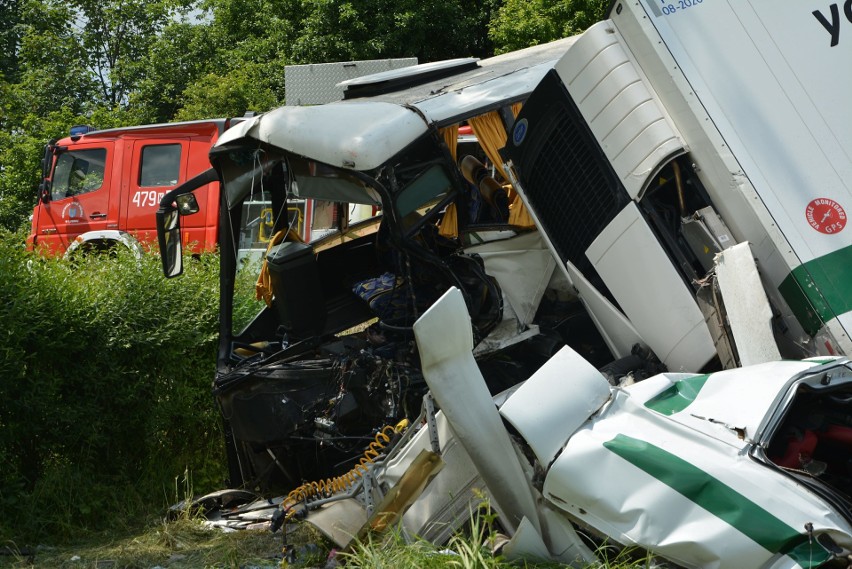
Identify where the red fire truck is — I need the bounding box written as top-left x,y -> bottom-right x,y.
27,119 -> 243,256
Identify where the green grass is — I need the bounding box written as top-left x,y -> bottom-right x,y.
0,518 -> 294,569
0,517 -> 657,569
341,499 -> 657,569
0,493 -> 655,568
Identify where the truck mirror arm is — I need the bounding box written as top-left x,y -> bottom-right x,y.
156,167 -> 220,278
157,167 -> 219,210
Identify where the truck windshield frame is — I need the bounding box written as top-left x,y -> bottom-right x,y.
220,128 -> 463,342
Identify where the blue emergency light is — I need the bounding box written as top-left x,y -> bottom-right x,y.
69,125 -> 97,138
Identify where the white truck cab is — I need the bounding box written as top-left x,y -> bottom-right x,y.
504,0 -> 852,370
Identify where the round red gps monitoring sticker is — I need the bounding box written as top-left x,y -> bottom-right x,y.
806,198 -> 846,234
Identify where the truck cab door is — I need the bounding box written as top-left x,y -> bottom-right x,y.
36,144 -> 113,254
124,139 -> 189,244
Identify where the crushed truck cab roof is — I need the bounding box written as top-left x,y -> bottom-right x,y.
215,102 -> 429,172
214,36 -> 577,176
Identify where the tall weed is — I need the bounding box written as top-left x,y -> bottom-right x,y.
0,230 -> 224,543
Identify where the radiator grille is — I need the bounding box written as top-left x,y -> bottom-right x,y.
517,87 -> 629,300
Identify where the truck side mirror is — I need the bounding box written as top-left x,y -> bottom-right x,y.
38,180 -> 51,204
157,206 -> 183,278
176,193 -> 200,215
155,167 -> 219,278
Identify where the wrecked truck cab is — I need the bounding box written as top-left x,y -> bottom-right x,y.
214,108 -> 510,348
197,43 -> 626,494
210,122 -> 469,492
212,151 -> 513,492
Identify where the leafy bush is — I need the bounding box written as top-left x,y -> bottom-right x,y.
0,230 -> 224,543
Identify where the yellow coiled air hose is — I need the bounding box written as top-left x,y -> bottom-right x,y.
280,419 -> 409,522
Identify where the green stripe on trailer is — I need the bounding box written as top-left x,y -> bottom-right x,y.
644,374 -> 710,415
779,244 -> 852,336
603,434 -> 831,567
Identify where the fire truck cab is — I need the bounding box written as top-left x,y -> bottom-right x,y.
28,119 -> 236,256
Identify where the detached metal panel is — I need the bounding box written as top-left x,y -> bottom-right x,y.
586,202 -> 716,371
285,59 -> 418,105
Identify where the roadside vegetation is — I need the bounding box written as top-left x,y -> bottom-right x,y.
0,495 -> 653,569
0,520 -> 655,569
0,230 -> 224,544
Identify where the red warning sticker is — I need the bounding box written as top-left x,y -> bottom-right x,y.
806,198 -> 846,234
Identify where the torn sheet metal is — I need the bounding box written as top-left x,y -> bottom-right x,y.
714,242 -> 782,366
412,287 -> 541,535
498,345 -> 611,467
378,397 -> 495,546
360,449 -> 444,538
302,498 -> 368,549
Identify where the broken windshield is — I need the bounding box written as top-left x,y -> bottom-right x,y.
223,149 -> 385,336
223,130 -> 462,338
289,157 -> 381,205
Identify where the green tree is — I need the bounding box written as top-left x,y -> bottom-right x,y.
12,0 -> 97,118
175,64 -> 279,120
205,0 -> 292,41
71,0 -> 194,106
131,0 -> 293,120
130,20 -> 225,123
489,0 -> 608,54
201,0 -> 294,104
0,0 -> 23,83
292,0 -> 493,63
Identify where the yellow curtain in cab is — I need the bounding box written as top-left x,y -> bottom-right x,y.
442,124 -> 459,160
438,124 -> 460,238
468,108 -> 534,228
468,112 -> 509,183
